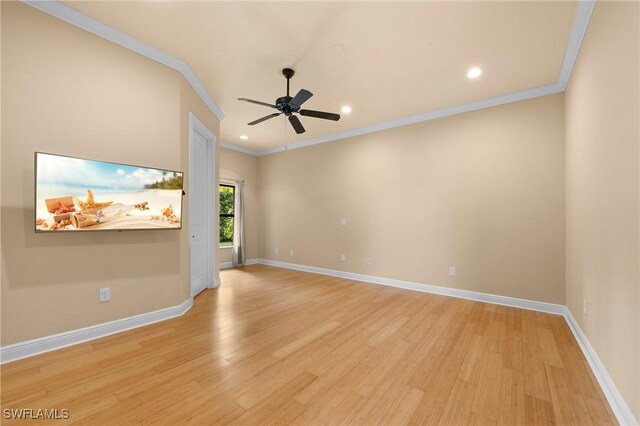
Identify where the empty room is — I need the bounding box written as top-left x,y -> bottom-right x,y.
1,0 -> 638,425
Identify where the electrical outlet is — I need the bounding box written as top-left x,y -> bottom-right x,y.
99,287 -> 110,303
289,250 -> 294,257
275,247 -> 279,254
341,254 -> 347,262
583,299 -> 587,315
366,257 -> 372,266
341,218 -> 347,226
449,266 -> 456,277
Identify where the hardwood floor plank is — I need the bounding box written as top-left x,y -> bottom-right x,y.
438,379 -> 477,425
497,368 -> 526,426
471,351 -> 503,421
228,371 -> 316,425
523,342 -> 553,401
524,395 -> 557,425
271,320 -> 341,359
537,328 -> 564,368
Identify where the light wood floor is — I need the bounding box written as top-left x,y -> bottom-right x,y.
1,265 -> 615,425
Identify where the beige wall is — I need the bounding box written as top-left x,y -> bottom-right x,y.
565,1 -> 640,419
219,148 -> 260,264
258,94 -> 566,304
0,2 -> 219,345
3,5 -> 638,419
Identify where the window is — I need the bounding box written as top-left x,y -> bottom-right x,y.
219,184 -> 235,247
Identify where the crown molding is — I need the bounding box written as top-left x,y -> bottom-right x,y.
258,83 -> 563,156
22,0 -> 595,155
220,142 -> 263,157
253,0 -> 595,156
22,0 -> 225,121
558,0 -> 596,90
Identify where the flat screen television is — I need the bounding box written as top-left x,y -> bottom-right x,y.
35,152 -> 183,232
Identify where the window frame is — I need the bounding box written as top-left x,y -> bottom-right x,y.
219,184 -> 235,248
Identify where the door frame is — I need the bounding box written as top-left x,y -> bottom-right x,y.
188,112 -> 217,298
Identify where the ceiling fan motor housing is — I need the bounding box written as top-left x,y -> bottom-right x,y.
276,96 -> 296,116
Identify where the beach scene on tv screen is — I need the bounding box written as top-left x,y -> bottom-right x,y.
35,153 -> 183,232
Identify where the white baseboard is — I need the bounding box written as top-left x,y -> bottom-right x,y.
3,260 -> 637,425
251,258 -> 637,425
562,308 -> 638,426
0,298 -> 193,365
254,258 -> 565,315
220,258 -> 259,270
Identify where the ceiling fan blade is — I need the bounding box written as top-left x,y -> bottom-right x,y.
247,112 -> 282,126
289,89 -> 313,108
288,115 -> 305,134
238,98 -> 277,109
299,109 -> 341,121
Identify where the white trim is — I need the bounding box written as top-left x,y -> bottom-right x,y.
258,83 -> 563,156
189,113 -> 217,294
557,0 -> 596,90
3,259 -> 637,426
247,259 -> 637,425
22,1 -> 224,121
253,258 -> 565,315
220,258 -> 259,270
220,142 -> 263,157
21,0 -> 594,157
0,298 -> 193,364
562,308 -> 639,426
253,1 -> 593,156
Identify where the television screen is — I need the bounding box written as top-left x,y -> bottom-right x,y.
35,152 -> 183,232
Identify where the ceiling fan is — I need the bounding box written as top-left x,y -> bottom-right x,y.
238,68 -> 340,135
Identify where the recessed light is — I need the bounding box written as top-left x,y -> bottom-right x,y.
467,67 -> 482,79
240,135 -> 249,140
341,105 -> 352,114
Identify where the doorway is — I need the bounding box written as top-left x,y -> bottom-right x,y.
189,113 -> 216,298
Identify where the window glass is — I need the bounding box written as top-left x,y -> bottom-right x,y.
219,185 -> 234,247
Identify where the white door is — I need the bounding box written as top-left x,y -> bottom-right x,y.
190,129 -> 209,297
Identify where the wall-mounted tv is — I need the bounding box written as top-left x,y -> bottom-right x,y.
35,152 -> 183,232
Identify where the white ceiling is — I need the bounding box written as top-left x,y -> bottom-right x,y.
66,1 -> 579,151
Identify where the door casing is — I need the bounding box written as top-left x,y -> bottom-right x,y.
188,112 -> 217,298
